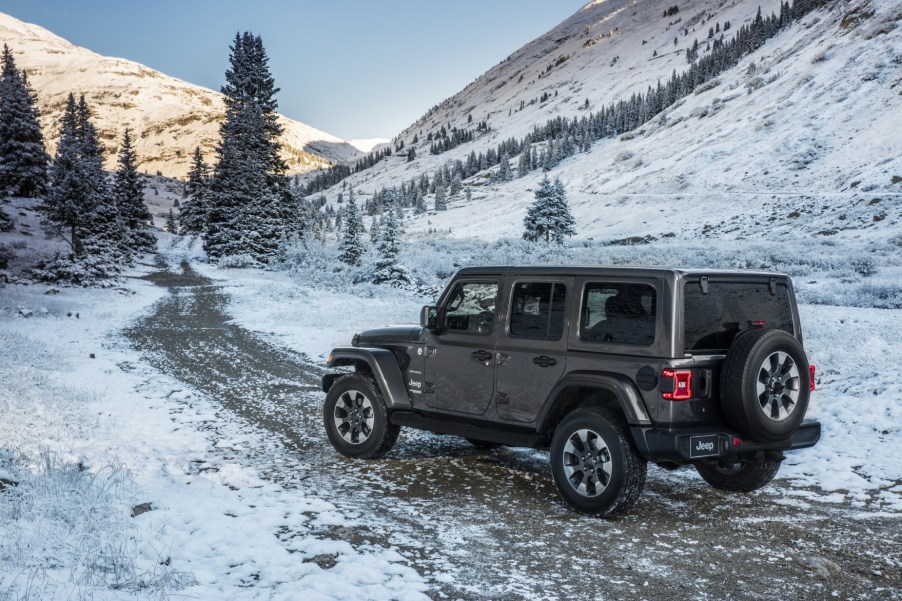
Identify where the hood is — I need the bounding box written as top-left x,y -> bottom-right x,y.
355,324 -> 424,346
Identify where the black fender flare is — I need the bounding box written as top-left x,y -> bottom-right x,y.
325,347 -> 412,409
536,371 -> 652,433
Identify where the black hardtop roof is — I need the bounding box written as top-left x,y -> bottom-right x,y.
454,265 -> 789,279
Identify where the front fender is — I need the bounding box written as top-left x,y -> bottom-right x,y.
326,347 -> 412,409
536,371 -> 652,432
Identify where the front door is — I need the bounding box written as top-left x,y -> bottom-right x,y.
495,279 -> 570,423
425,279 -> 500,415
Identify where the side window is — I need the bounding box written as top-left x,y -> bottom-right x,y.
443,281 -> 499,335
580,283 -> 656,345
509,282 -> 567,340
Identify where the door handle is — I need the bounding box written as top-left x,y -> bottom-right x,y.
532,355 -> 557,367
471,350 -> 493,362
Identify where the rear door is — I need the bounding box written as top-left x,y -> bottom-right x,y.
495,277 -> 571,423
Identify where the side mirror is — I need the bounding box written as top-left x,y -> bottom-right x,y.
420,305 -> 439,329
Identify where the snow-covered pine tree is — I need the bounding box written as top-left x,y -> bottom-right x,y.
165,208 -> 178,233
465,186 -> 472,202
542,140 -> 555,171
372,202 -> 413,288
44,95 -> 89,257
414,188 -> 426,215
205,32 -> 287,264
221,32 -> 286,181
434,183 -> 447,211
518,148 -> 530,177
449,173 -> 462,196
75,96 -> 128,265
179,146 -> 209,235
0,199 -> 9,233
0,205 -> 11,232
112,128 -> 155,254
0,44 -> 49,198
497,152 -> 512,181
549,177 -> 576,243
283,184 -> 309,245
369,214 -> 379,244
523,174 -> 576,244
42,95 -> 125,280
337,192 -> 365,266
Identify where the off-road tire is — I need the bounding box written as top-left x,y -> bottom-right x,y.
720,328 -> 810,443
550,408 -> 647,516
324,374 -> 400,459
695,458 -> 781,492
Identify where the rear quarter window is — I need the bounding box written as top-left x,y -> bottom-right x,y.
683,281 -> 794,352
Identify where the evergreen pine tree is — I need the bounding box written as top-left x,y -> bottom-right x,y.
518,148 -> 530,177
523,175 -> 576,244
112,128 -> 155,253
165,208 -> 178,233
370,215 -> 380,243
205,32 -> 287,264
414,188 -> 426,214
42,94 -> 125,279
76,96 -> 127,264
434,183 -> 447,211
0,44 -> 50,198
179,146 -> 209,234
449,173 -> 462,196
549,177 -> 576,243
497,152 -> 512,181
44,95 -> 89,257
337,193 -> 365,266
0,205 -> 11,232
372,203 -> 413,288
293,186 -> 312,241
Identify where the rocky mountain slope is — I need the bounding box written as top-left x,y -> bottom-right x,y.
317,0 -> 901,244
0,12 -> 361,179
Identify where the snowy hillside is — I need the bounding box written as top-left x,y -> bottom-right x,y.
0,12 -> 361,179
349,138 -> 390,153
315,0 -> 901,243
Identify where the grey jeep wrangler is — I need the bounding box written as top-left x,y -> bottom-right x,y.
322,266 -> 820,516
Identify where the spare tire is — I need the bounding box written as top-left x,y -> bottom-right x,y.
719,328 -> 810,442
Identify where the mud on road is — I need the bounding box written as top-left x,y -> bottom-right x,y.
125,262 -> 901,600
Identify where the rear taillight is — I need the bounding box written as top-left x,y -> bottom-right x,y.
662,369 -> 693,400
809,364 -> 816,391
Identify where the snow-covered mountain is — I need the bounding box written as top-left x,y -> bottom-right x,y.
349,138 -> 390,153
0,12 -> 361,179
318,0 -> 901,242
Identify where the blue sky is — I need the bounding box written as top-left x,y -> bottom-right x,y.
3,1 -> 586,141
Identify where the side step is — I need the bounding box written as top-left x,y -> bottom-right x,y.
390,411 -> 547,449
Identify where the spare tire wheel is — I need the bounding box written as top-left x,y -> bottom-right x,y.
719,328 -> 810,442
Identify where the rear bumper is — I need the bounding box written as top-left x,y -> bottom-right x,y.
631,419 -> 821,463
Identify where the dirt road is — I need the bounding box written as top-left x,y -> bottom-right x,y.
125,262 -> 901,600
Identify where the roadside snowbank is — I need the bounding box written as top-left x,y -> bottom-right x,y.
0,262 -> 427,600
